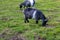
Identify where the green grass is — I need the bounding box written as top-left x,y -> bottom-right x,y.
0,0 -> 60,40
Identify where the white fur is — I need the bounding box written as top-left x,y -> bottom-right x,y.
32,10 -> 37,19
28,0 -> 34,6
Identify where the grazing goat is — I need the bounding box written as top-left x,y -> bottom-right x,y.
19,0 -> 35,9
23,8 -> 48,26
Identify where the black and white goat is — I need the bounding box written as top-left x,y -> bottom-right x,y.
23,8 -> 48,26
19,0 -> 35,9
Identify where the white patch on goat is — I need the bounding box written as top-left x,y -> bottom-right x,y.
28,0 -> 34,6
32,10 -> 37,19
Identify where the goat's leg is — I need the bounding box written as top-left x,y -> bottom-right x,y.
35,18 -> 38,24
24,19 -> 26,23
36,20 -> 38,24
35,16 -> 39,24
24,17 -> 29,23
26,18 -> 29,23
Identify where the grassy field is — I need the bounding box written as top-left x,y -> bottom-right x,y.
0,0 -> 60,40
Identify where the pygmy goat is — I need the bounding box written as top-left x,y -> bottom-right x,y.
19,0 -> 35,9
23,8 -> 48,26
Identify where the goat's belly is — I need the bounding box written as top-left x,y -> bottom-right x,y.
29,16 -> 32,19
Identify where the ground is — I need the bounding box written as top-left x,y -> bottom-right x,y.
0,0 -> 60,40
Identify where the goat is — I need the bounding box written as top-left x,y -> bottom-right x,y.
19,0 -> 35,9
23,8 -> 48,26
